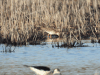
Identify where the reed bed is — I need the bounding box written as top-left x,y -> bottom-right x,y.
0,0 -> 100,45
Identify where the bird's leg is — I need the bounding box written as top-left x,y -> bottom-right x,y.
47,34 -> 50,39
50,35 -> 52,38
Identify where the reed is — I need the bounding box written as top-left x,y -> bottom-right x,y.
0,0 -> 100,45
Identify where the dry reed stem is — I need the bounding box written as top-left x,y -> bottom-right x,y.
0,0 -> 100,44
86,0 -> 91,6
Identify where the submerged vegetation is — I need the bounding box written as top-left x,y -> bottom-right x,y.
0,45 -> 15,53
0,0 -> 100,45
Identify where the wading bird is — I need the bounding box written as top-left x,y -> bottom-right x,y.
41,27 -> 60,38
24,65 -> 61,75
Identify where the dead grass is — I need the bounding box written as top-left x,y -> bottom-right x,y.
0,0 -> 100,45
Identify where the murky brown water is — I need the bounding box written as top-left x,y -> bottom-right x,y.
0,40 -> 100,75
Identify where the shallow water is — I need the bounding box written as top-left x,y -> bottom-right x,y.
0,40 -> 100,75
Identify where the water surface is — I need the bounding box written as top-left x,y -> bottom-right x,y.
0,40 -> 100,75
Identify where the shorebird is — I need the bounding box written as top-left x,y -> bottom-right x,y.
41,27 -> 60,38
24,65 -> 61,75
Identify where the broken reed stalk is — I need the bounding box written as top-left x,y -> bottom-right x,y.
0,0 -> 100,45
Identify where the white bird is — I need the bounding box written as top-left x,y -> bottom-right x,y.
24,65 -> 61,75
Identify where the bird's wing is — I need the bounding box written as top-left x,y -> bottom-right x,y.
29,66 -> 51,75
32,66 -> 50,71
24,65 -> 51,75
